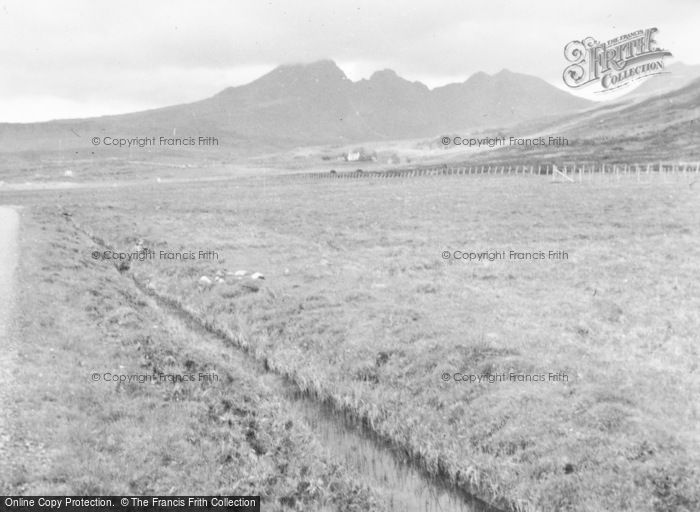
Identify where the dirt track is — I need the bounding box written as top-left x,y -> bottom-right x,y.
0,206 -> 20,485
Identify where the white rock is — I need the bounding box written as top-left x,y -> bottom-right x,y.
64,170 -> 73,177
250,272 -> 265,280
234,270 -> 247,277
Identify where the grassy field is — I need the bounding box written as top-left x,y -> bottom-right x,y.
3,171 -> 699,511
0,203 -> 386,511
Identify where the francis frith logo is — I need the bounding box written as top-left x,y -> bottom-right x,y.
563,28 -> 672,93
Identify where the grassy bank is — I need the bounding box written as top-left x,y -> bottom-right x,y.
1,204 -> 386,511
60,173 -> 700,512
4,172 -> 693,510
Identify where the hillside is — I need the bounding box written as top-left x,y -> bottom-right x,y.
440,77 -> 700,164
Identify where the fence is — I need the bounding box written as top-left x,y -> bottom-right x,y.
550,162 -> 700,183
280,162 -> 700,184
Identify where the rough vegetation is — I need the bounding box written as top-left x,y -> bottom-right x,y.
35,173 -> 700,511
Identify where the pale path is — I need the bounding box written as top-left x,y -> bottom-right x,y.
0,206 -> 20,487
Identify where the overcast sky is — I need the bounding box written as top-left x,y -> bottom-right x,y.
1,0 -> 697,122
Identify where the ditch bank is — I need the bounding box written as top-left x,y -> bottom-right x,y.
68,214 -> 523,512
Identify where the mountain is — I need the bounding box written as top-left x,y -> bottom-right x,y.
622,62 -> 700,99
0,60 -> 593,153
568,76 -> 700,161
545,76 -> 700,145
352,69 -> 433,138
457,76 -> 700,163
430,69 -> 593,130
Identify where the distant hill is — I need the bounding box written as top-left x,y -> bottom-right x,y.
0,60 -> 593,153
450,76 -> 700,163
622,62 -> 700,100
563,76 -> 700,141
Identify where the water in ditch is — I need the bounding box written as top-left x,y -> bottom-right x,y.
104,258 -> 500,512
282,390 -> 497,512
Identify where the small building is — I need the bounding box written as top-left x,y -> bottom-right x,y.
346,150 -> 361,162
344,148 -> 377,162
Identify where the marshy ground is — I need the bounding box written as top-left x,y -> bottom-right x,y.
1,171 -> 698,511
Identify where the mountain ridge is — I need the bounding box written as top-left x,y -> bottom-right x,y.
0,60 -> 597,151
